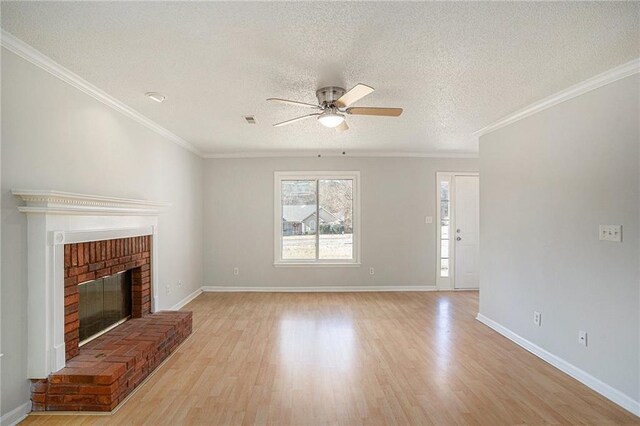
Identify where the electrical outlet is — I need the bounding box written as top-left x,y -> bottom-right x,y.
533,311 -> 542,326
599,225 -> 622,242
425,216 -> 433,224
579,331 -> 588,347
369,267 -> 375,275
177,281 -> 183,288
233,267 -> 239,276
165,284 -> 170,295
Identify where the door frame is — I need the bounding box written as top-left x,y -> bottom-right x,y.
435,172 -> 479,291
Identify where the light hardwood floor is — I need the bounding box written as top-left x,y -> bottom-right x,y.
24,291 -> 638,425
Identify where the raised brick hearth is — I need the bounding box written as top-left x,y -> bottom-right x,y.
31,311 -> 192,412
30,234 -> 193,412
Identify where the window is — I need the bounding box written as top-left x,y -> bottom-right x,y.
275,171 -> 360,265
439,180 -> 450,277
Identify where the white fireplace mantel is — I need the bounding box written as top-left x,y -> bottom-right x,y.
13,189 -> 169,378
13,189 -> 170,215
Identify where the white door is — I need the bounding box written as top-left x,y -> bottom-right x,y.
454,176 -> 479,289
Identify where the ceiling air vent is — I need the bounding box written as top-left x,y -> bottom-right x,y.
243,115 -> 257,124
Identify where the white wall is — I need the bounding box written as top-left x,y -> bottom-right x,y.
203,156 -> 478,288
1,49 -> 203,417
479,74 -> 639,407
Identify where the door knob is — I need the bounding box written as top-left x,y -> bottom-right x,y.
456,236 -> 462,241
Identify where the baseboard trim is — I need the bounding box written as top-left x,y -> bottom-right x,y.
1,401 -> 31,426
169,288 -> 203,311
476,313 -> 640,417
201,285 -> 437,293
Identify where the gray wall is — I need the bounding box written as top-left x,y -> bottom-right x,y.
203,157 -> 478,288
1,49 -> 204,416
479,74 -> 639,403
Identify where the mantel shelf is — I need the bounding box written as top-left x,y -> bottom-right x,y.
12,189 -> 170,216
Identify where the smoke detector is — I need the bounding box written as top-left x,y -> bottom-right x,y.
145,92 -> 166,103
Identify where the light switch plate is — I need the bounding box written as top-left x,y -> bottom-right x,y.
599,225 -> 622,242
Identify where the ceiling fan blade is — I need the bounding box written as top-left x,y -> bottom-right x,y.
335,121 -> 349,132
267,98 -> 319,108
335,83 -> 374,108
273,113 -> 320,127
346,107 -> 403,117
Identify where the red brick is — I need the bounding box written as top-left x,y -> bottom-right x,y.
46,394 -> 65,405
77,272 -> 96,283
88,262 -> 105,272
67,265 -> 89,277
111,264 -> 126,274
65,329 -> 79,342
47,383 -> 80,394
65,311 -> 79,324
65,320 -> 79,334
59,235 -> 156,409
77,244 -> 85,266
90,242 -> 97,263
32,393 -> 47,404
78,383 -> 118,395
65,293 -> 79,307
71,244 -> 78,266
65,303 -> 79,315
64,394 -> 97,404
84,244 -> 91,266
95,268 -> 111,279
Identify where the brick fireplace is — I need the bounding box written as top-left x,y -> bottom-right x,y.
13,190 -> 192,413
63,236 -> 152,361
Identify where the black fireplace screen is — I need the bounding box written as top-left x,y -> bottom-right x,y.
78,270 -> 132,344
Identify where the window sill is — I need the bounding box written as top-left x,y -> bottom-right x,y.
273,262 -> 361,268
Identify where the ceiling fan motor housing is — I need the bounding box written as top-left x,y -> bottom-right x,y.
316,86 -> 346,107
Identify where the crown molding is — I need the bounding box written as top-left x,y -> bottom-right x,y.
203,150 -> 478,159
474,58 -> 640,137
1,29 -> 204,157
12,189 -> 170,215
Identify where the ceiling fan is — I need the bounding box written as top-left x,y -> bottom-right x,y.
267,84 -> 403,132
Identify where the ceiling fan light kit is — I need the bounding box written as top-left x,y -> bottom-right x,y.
317,110 -> 345,128
267,83 -> 403,132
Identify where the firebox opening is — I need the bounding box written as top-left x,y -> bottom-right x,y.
78,270 -> 133,346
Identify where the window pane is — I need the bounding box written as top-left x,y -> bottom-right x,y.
281,180 -> 317,260
440,201 -> 449,221
441,239 -> 449,259
440,259 -> 450,277
318,179 -> 353,260
441,223 -> 449,240
440,181 -> 449,202
440,180 -> 450,277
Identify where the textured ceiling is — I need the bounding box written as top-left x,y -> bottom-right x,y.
2,2 -> 639,155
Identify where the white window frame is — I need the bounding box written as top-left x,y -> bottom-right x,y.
274,171 -> 361,267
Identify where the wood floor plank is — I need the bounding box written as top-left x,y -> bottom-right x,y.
22,291 -> 639,425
